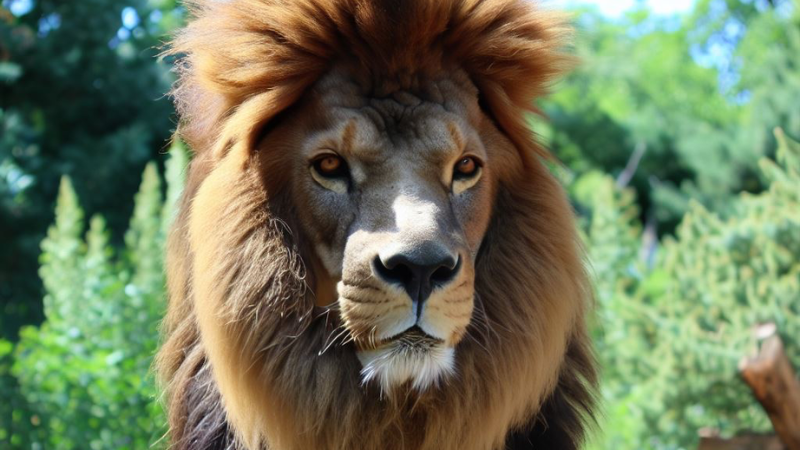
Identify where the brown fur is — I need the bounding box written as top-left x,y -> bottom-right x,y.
157,1 -> 596,449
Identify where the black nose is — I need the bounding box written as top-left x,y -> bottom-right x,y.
374,243 -> 460,317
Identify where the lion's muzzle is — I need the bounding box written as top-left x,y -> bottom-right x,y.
338,196 -> 475,393
373,241 -> 461,321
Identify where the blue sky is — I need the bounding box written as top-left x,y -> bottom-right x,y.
556,0 -> 696,16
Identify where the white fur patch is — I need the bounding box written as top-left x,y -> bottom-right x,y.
375,313 -> 418,342
357,343 -> 455,395
391,195 -> 439,237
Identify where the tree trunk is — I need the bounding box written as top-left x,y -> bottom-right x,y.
739,329 -> 800,450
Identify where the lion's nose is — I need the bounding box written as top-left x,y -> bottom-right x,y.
374,243 -> 460,318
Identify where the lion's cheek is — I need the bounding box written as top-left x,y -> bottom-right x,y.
418,269 -> 476,346
418,296 -> 474,347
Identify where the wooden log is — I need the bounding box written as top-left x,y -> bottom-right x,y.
698,435 -> 784,450
739,329 -> 800,450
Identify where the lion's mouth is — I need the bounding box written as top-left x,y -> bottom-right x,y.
387,326 -> 443,350
357,326 -> 444,352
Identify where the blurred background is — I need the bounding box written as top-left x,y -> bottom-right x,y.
0,0 -> 798,448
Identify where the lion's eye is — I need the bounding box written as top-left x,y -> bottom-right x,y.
451,156 -> 482,195
312,155 -> 348,179
310,153 -> 349,194
454,157 -> 479,178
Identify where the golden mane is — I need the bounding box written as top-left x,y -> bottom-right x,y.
157,1 -> 596,449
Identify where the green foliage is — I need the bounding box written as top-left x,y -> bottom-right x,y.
0,0 -> 183,341
542,1 -> 800,232
0,337 -> 45,448
586,130 -> 800,449
1,143 -> 188,449
544,9 -> 741,229
0,0 -> 798,448
576,172 -> 662,450
691,0 -> 800,158
650,129 -> 800,446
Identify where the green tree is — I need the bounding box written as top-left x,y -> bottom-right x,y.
586,130 -> 800,449
542,1 -> 799,233
575,171 -> 666,450
648,129 -> 800,447
0,0 -> 182,341
544,8 -> 743,229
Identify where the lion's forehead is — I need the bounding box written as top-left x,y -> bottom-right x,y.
314,67 -> 478,112
308,70 -> 482,163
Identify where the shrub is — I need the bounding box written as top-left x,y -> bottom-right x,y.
650,129 -> 800,446
2,142 -> 187,449
585,129 -> 800,450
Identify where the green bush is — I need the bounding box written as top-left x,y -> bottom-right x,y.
585,129 -> 800,450
650,129 -> 800,446
1,142 -> 187,449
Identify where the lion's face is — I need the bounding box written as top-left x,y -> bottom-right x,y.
267,69 -> 494,392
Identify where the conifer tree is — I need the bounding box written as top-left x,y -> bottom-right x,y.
38,177 -> 86,327
10,146 -> 192,447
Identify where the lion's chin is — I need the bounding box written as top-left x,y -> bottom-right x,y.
356,338 -> 455,395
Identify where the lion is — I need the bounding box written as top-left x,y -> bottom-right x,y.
156,1 -> 597,449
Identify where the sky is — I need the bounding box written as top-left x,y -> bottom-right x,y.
556,0 -> 696,17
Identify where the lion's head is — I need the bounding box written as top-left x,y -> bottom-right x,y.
278,68 -> 495,392
158,1 -> 596,450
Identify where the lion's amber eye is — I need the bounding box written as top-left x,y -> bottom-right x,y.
312,154 -> 348,179
454,156 -> 479,179
451,156 -> 483,195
